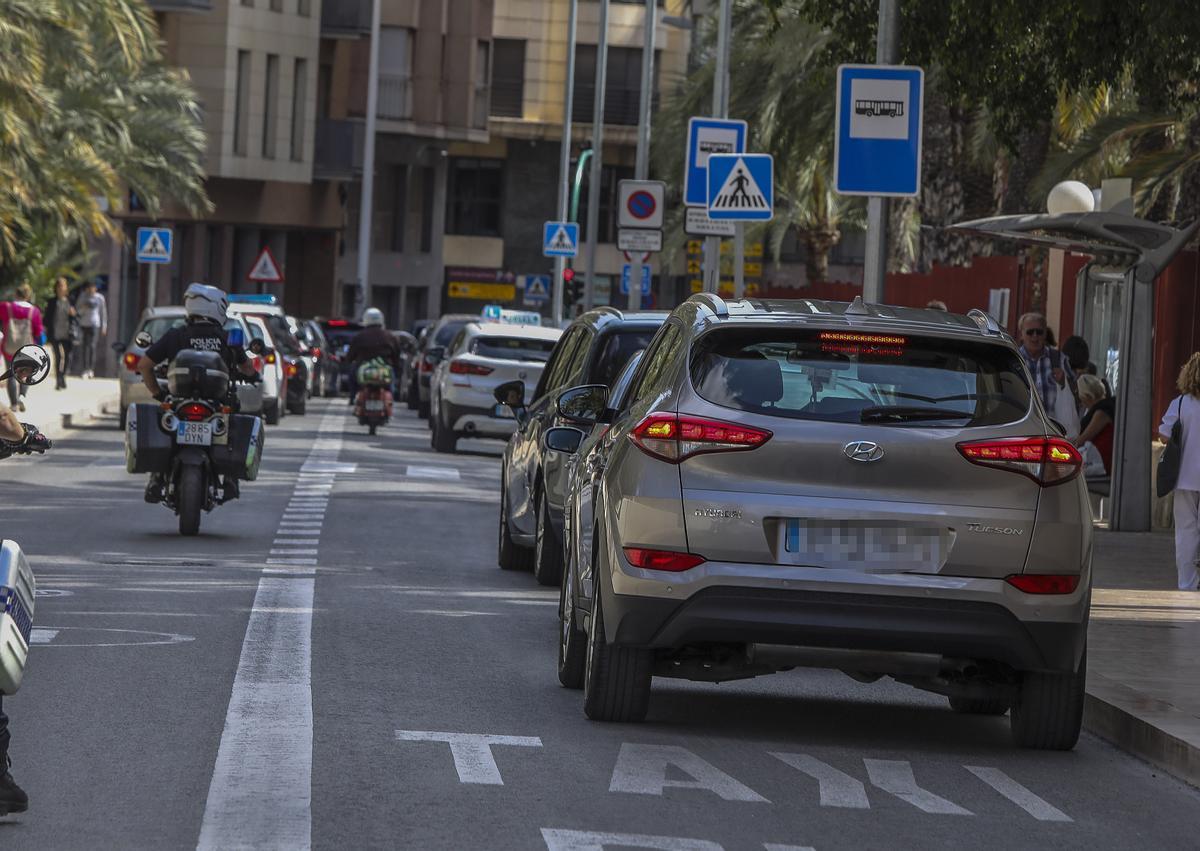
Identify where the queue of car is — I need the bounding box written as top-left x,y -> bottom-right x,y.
488,293 -> 1092,753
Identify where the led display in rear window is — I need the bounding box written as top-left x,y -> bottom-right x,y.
690,328 -> 1031,426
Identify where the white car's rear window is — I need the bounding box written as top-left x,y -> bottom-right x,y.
470,336 -> 556,362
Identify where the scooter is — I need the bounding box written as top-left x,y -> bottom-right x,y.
354,358 -> 394,436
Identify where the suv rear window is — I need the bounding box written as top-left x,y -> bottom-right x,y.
690,328 -> 1030,427
470,336 -> 556,362
588,328 -> 657,387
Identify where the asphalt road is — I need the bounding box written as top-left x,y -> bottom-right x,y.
2,397 -> 1198,850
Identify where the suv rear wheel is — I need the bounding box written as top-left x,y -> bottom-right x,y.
557,562 -> 585,688
533,487 -> 563,586
583,585 -> 652,722
497,476 -> 533,571
431,406 -> 457,453
1010,646 -> 1086,750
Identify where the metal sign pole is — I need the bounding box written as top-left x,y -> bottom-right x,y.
553,0 -> 578,327
355,0 -> 382,319
583,0 -> 610,311
704,0 -> 732,295
146,263 -> 157,310
861,0 -> 898,303
630,0 -> 656,311
734,223 -> 745,298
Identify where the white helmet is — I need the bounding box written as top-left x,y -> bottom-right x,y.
362,307 -> 385,327
184,282 -> 229,325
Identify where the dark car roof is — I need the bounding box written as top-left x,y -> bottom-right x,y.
573,307 -> 670,333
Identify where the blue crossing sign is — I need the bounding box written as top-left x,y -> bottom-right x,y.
834,64 -> 924,196
620,264 -> 651,296
542,221 -> 579,258
684,118 -> 747,207
136,227 -> 173,264
522,274 -> 550,306
706,154 -> 774,221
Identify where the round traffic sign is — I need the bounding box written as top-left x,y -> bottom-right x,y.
627,190 -> 657,221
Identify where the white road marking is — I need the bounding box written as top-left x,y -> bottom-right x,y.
267,558 -> 318,566
394,731 -> 542,785
541,829 -> 724,851
609,744 -> 769,802
270,549 -> 319,556
406,465 -> 461,480
408,610 -> 504,618
198,576 -> 314,849
264,567 -> 317,577
274,539 -> 320,546
769,752 -> 869,809
29,628 -> 58,644
863,759 -> 972,815
965,766 -> 1072,822
29,626 -> 193,647
300,461 -> 355,474
763,845 -> 817,851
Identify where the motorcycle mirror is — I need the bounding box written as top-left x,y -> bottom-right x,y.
134,331 -> 153,349
2,345 -> 51,386
248,339 -> 265,355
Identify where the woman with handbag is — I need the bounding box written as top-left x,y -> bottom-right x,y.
0,285 -> 44,411
43,277 -> 77,390
1159,352 -> 1200,591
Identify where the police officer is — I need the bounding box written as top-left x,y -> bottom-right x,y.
136,283 -> 258,503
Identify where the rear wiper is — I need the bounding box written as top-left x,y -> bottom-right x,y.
859,405 -> 969,423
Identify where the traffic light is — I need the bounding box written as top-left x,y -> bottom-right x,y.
562,266 -> 579,305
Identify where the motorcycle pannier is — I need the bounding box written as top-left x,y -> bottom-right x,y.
357,358 -> 394,387
0,539 -> 36,695
169,349 -> 230,399
125,402 -> 174,474
210,413 -> 264,481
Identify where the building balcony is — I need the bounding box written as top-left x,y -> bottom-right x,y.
313,118 -> 363,180
146,0 -> 212,10
320,0 -> 371,37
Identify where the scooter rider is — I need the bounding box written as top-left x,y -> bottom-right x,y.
0,405 -> 50,816
345,308 -> 401,404
137,283 -> 258,503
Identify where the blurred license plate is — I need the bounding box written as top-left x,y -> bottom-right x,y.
177,421 -> 212,446
365,400 -> 384,412
782,519 -> 946,572
493,404 -> 514,419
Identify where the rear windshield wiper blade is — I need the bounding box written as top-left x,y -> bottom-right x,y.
859,405 -> 970,423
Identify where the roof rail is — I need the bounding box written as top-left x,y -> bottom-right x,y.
967,308 -> 1002,335
688,292 -> 729,317
592,306 -> 623,319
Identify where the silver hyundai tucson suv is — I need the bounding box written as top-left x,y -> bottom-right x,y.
548,294 -> 1091,750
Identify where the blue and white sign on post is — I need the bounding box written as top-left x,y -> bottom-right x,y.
834,65 -> 924,196
522,274 -> 550,306
542,221 -> 579,258
620,264 -> 651,296
706,154 -> 774,221
135,227 -> 173,264
684,118 -> 748,207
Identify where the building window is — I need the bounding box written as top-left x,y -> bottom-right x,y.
291,58 -> 307,161
233,50 -> 251,156
378,27 -> 413,120
490,39 -> 524,118
572,46 -> 656,126
419,166 -> 435,253
317,62 -> 332,119
263,54 -> 280,158
473,41 -> 491,129
374,165 -> 408,253
446,158 -> 502,237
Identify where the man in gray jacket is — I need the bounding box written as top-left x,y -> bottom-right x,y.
75,280 -> 107,379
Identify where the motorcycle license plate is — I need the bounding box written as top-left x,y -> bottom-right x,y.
365,400 -> 385,412
177,421 -> 213,446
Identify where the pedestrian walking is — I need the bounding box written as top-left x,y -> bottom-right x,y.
0,285 -> 44,411
75,279 -> 107,379
1159,353 -> 1200,591
1074,373 -> 1114,475
43,277 -> 77,390
1018,312 -> 1079,437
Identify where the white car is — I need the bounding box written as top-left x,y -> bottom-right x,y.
241,314 -> 287,425
429,322 -> 562,453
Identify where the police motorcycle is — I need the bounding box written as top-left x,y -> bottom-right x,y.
0,346 -> 54,728
126,327 -> 265,536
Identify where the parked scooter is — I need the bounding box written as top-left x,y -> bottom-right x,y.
354,357 -> 394,436
126,332 -> 265,536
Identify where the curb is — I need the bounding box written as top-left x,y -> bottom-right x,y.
46,394 -> 120,440
1084,673 -> 1200,788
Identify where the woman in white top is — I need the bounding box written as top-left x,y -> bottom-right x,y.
1159,352 -> 1200,591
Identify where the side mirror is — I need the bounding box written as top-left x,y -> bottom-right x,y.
493,379 -> 528,426
556,384 -> 608,425
3,345 -> 51,386
248,339 -> 265,355
544,426 -> 585,455
426,346 -> 446,364
134,331 -> 152,349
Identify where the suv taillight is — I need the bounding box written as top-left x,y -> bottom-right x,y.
623,547 -> 706,572
1005,574 -> 1080,594
449,360 -> 493,376
629,413 -> 772,463
957,437 -> 1082,486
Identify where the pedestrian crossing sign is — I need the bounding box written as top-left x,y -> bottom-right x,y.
135,227 -> 173,264
542,221 -> 579,258
706,154 -> 774,221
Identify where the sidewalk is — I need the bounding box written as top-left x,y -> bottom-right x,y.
11,377 -> 120,440
1087,529 -> 1200,786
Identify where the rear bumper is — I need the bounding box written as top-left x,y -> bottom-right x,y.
443,398 -> 517,439
604,586 -> 1087,674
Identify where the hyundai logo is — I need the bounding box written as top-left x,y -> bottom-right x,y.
844,441 -> 884,462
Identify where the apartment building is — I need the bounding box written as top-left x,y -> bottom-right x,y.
440,0 -> 694,316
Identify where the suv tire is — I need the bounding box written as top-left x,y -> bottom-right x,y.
406,377 -> 419,410
431,407 -> 457,453
558,562 -> 586,689
949,696 -> 1010,716
498,477 -> 533,571
1010,646 -> 1086,750
264,398 -> 281,425
583,590 -> 652,722
533,487 -> 563,586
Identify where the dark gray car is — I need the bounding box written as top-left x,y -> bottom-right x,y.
496,308 -> 667,585
548,294 -> 1091,750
